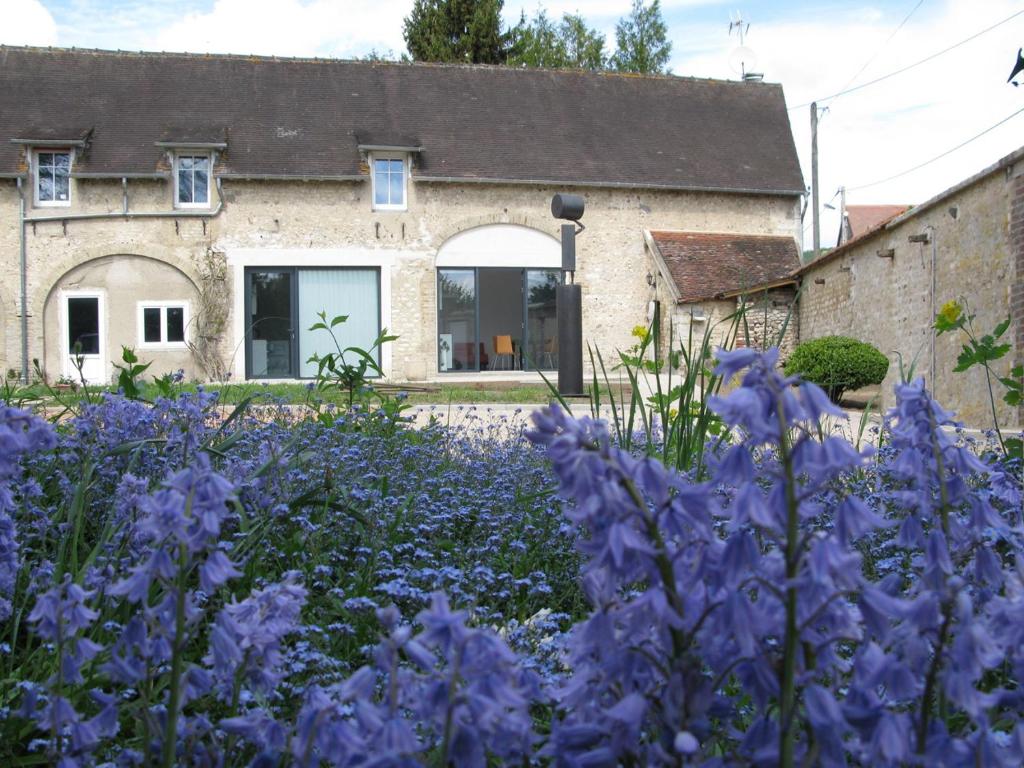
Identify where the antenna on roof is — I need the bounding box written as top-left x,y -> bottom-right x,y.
728,11 -> 763,82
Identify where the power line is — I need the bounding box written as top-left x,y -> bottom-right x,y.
788,8 -> 1024,111
828,0 -> 926,110
846,105 -> 1024,192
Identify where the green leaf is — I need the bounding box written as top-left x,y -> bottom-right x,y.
308,322 -> 328,332
330,314 -> 349,327
953,347 -> 977,373
993,316 -> 1011,339
1005,437 -> 1023,461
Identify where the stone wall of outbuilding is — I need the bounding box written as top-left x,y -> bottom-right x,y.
798,151 -> 1021,429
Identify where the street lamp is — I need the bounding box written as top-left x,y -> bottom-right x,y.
551,193 -> 585,396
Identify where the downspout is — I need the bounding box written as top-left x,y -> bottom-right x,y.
927,225 -> 937,396
25,178 -> 225,223
16,177 -> 28,383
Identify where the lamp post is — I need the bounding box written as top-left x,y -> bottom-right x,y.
551,193 -> 585,396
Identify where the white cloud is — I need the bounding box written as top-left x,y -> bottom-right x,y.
669,0 -> 1024,247
1,0 -> 59,46
149,0 -> 409,58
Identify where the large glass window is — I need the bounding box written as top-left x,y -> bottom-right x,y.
176,154 -> 210,207
35,151 -> 71,206
436,268 -> 561,372
372,156 -> 406,210
245,268 -> 381,379
438,269 -> 477,371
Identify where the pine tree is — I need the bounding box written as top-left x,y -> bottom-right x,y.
611,0 -> 672,74
403,0 -> 513,65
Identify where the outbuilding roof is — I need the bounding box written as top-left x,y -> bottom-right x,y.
648,231 -> 800,303
0,46 -> 805,194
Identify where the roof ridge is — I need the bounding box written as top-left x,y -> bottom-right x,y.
0,44 -> 778,87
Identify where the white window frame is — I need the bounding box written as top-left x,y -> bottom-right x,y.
137,301 -> 190,348
174,153 -> 212,209
370,153 -> 408,211
33,149 -> 73,207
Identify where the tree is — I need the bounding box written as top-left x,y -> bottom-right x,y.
560,13 -> 606,70
610,0 -> 672,74
508,10 -> 606,70
403,0 -> 514,65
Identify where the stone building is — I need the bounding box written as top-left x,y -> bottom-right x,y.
645,231 -> 800,358
797,146 -> 1024,429
0,46 -> 804,385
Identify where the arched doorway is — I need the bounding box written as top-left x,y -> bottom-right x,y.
43,255 -> 199,384
435,225 -> 561,373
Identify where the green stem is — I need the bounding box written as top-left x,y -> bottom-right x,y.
161,544 -> 189,768
777,397 -> 800,768
917,600 -> 953,754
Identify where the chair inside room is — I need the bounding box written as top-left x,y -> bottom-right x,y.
492,334 -> 515,370
540,335 -> 557,369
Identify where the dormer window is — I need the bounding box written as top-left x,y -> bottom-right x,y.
175,154 -> 211,208
371,154 -> 407,211
34,150 -> 72,206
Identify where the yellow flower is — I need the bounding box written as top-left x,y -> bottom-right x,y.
938,300 -> 962,325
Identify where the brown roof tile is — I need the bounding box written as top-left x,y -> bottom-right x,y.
0,46 -> 805,193
650,231 -> 800,303
841,204 -> 910,244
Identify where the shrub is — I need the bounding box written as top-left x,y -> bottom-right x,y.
783,335 -> 889,402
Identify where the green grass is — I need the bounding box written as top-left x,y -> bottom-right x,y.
4,379 -> 620,408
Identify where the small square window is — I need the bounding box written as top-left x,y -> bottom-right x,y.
34,150 -> 72,207
371,155 -> 407,211
175,154 -> 211,208
138,303 -> 189,347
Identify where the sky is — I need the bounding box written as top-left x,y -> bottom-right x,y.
3,0 -> 1023,249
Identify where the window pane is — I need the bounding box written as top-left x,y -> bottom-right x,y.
178,156 -> 193,171
389,172 -> 404,206
53,152 -> 71,170
54,172 -> 69,201
143,307 -> 162,343
193,170 -> 209,203
166,306 -> 185,342
193,156 -> 209,171
39,152 -> 54,168
438,269 -> 477,371
298,270 -> 380,378
68,298 -> 100,355
374,170 -> 389,205
178,170 -> 192,203
38,169 -> 54,201
389,159 -> 403,173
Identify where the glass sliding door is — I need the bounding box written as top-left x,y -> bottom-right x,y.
438,269 -> 477,371
298,269 -> 381,377
525,270 -> 559,371
246,268 -> 380,379
436,268 -> 561,373
247,270 -> 295,378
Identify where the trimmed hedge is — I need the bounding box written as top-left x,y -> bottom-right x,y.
783,336 -> 889,402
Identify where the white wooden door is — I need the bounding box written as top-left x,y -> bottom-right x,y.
62,292 -> 107,384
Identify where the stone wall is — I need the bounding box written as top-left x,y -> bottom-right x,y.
0,171 -> 801,383
799,152 -> 1021,428
735,287 -> 799,360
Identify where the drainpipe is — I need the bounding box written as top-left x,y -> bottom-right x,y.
25,178 -> 224,223
16,177 -> 28,383
927,225 -> 937,395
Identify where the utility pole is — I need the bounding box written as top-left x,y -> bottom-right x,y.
811,101 -> 820,258
839,185 -> 847,244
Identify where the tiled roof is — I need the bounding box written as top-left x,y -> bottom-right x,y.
0,46 -> 805,193
840,204 -> 910,245
649,231 -> 800,303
